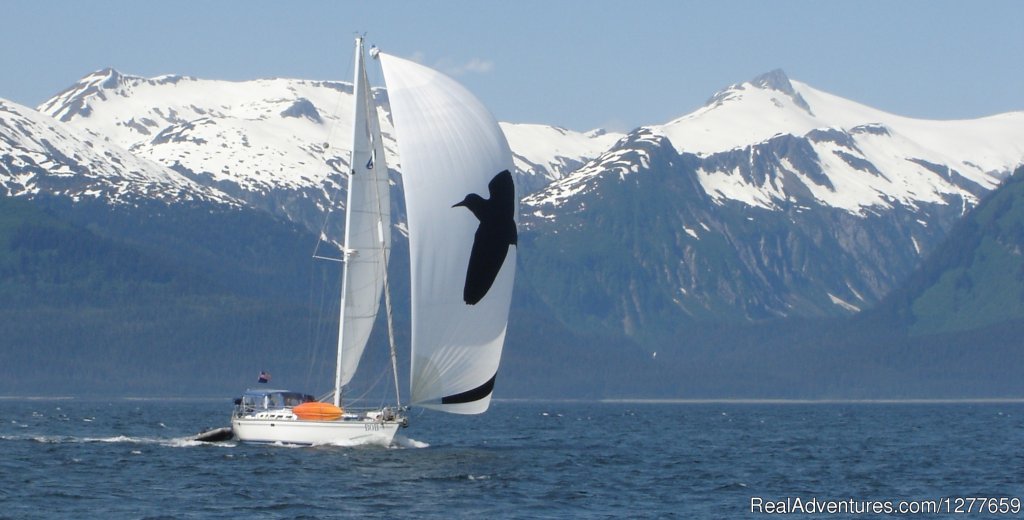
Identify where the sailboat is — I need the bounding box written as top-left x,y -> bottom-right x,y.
230,37 -> 517,445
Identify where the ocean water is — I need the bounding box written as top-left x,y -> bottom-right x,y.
1,399 -> 1022,519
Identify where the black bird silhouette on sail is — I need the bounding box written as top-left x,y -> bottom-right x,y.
452,170 -> 518,305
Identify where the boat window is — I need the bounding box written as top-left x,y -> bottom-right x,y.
242,395 -> 264,409
281,392 -> 306,407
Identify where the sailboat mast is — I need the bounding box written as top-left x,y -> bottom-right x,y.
333,36 -> 367,408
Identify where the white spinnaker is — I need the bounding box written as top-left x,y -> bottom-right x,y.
379,52 -> 516,414
335,43 -> 391,394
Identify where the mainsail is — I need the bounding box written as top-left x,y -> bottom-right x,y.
334,40 -> 391,402
379,53 -> 517,414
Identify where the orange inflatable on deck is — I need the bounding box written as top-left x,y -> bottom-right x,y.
293,402 -> 343,421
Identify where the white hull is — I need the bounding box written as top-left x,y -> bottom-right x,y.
232,416 -> 401,446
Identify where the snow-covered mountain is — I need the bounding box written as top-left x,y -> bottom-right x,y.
520,70 -> 1024,329
528,69 -> 1023,217
36,68 -> 618,233
0,97 -> 235,205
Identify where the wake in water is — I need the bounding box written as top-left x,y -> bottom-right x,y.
0,433 -> 236,448
392,434 -> 429,449
304,433 -> 430,449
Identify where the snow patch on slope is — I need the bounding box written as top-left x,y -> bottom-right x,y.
501,123 -> 623,193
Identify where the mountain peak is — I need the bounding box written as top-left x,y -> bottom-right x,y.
750,69 -> 794,95
74,67 -> 124,89
701,68 -> 812,118
38,68 -> 129,122
751,69 -> 811,114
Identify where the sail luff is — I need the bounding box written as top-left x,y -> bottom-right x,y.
366,49 -> 401,407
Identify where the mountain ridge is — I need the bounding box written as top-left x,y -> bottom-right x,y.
532,69 -> 1023,217
33,67 -> 621,237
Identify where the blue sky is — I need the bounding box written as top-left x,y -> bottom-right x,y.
2,0 -> 1021,132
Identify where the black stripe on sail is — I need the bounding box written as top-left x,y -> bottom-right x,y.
440,374 -> 497,404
